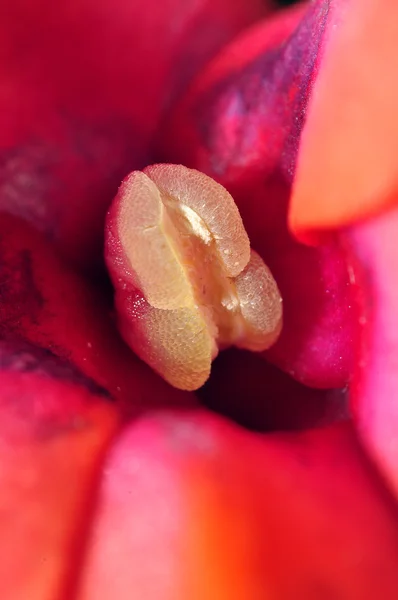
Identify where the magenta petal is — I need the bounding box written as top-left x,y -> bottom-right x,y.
158,2 -> 356,389
344,206 -> 398,499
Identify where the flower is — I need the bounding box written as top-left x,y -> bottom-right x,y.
1,1 -> 398,598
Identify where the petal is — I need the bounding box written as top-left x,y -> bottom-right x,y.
158,2 -> 355,388
289,0 -> 398,240
280,0 -> 398,500
0,0 -> 271,268
0,341 -> 118,600
78,410 -> 398,599
0,213 -> 193,410
344,206 -> 398,500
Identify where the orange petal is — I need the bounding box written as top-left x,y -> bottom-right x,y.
289,0 -> 398,241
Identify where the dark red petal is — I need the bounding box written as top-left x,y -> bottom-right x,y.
0,340 -> 119,600
0,213 -> 194,411
0,0 -> 271,269
199,348 -> 349,432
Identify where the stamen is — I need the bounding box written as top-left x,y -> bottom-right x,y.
109,164 -> 283,390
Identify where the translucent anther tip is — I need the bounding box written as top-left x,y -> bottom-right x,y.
234,250 -> 283,352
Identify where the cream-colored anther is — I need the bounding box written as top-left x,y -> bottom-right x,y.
115,164 -> 283,390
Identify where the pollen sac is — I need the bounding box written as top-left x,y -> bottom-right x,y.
106,164 -> 282,391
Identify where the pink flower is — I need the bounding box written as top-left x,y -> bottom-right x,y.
1,1 -> 398,598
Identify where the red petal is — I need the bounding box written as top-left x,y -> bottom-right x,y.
78,410 -> 398,599
0,213 -> 193,410
0,341 -> 118,600
199,348 -> 349,432
0,0 -> 271,268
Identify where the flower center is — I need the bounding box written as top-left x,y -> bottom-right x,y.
114,164 -> 282,390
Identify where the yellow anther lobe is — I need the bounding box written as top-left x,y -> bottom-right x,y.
234,250 -> 283,351
145,164 -> 251,277
117,172 -> 193,310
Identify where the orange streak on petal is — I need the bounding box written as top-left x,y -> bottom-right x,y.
182,418 -> 398,599
183,466 -> 269,600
